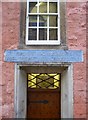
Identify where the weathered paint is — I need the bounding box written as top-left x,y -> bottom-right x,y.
4,50 -> 83,63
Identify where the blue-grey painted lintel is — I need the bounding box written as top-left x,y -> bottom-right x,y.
4,50 -> 83,63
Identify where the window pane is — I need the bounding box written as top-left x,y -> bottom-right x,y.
39,15 -> 47,26
28,28 -> 37,40
49,2 -> 57,13
39,28 -> 47,40
39,2 -> 47,13
36,75 -> 54,88
29,2 -> 37,13
29,15 -> 37,26
49,29 -> 58,40
49,15 -> 57,27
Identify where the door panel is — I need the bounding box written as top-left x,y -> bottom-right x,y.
27,89 -> 61,118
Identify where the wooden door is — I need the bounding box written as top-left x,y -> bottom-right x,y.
27,89 -> 61,119
27,73 -> 61,119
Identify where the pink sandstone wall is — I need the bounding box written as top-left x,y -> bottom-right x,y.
2,2 -> 20,118
1,1 -> 87,118
86,2 -> 88,119
0,2 -> 2,119
67,2 -> 86,118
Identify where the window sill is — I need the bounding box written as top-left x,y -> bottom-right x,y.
26,40 -> 60,45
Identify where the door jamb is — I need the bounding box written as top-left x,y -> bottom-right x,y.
14,64 -> 73,118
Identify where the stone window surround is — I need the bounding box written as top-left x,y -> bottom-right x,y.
19,2 -> 67,49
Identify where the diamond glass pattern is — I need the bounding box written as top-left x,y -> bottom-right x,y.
28,73 -> 61,89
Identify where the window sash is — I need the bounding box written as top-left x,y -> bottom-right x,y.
26,0 -> 60,45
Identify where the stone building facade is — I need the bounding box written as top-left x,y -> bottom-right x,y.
1,1 -> 87,118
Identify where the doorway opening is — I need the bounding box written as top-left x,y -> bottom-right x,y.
14,64 -> 73,118
27,73 -> 61,118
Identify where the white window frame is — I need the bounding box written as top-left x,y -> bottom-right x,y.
26,0 -> 60,45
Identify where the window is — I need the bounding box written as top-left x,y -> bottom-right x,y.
28,73 -> 61,89
26,0 -> 60,45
